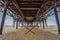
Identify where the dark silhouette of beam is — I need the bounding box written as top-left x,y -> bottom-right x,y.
0,2 -> 9,34
40,21 -> 41,27
42,19 -> 45,29
13,19 -> 15,28
18,22 -> 20,27
45,19 -> 47,28
16,19 -> 19,29
54,6 -> 60,34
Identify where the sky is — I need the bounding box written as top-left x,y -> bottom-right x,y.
0,12 -> 13,26
0,8 -> 60,26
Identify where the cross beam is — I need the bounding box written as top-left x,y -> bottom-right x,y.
35,0 -> 47,20
25,27 -> 35,34
11,0 -> 24,20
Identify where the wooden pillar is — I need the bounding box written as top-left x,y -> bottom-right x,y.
22,21 -> 24,27
21,22 -> 23,27
42,19 -> 45,29
19,21 -> 21,28
54,6 -> 60,34
13,19 -> 15,28
19,21 -> 20,27
36,21 -> 38,27
16,17 -> 19,29
45,19 -> 47,27
0,2 -> 9,34
40,21 -> 41,27
18,21 -> 20,27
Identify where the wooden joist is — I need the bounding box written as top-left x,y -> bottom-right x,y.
20,8 -> 39,10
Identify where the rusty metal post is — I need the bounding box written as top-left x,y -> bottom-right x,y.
54,6 -> 60,34
0,2 -> 9,34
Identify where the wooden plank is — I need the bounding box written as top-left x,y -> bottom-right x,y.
20,8 -> 39,10
17,1 -> 43,3
35,0 -> 46,20
12,0 -> 24,20
19,3 -> 41,4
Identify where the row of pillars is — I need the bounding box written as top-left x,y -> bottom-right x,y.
13,18 -> 19,29
0,2 -> 20,34
0,1 -> 60,34
39,5 -> 60,34
39,19 -> 47,29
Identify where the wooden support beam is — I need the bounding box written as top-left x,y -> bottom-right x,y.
42,19 -> 45,29
0,2 -> 9,34
54,6 -> 60,34
19,22 -> 21,27
45,19 -> 47,27
19,3 -> 41,4
40,22 -> 41,27
56,0 -> 60,4
13,19 -> 15,28
20,8 -> 39,10
11,0 -> 24,20
16,19 -> 18,29
0,0 -> 17,16
19,22 -> 20,27
16,16 -> 19,29
35,0 -> 60,21
35,0 -> 47,20
17,1 -> 42,3
53,0 -> 60,34
18,20 -> 20,27
8,7 -> 17,15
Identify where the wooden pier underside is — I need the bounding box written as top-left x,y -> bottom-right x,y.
0,0 -> 60,40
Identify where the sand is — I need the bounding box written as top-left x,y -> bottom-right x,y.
0,27 -> 60,40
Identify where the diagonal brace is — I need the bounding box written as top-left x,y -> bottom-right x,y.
25,27 -> 36,34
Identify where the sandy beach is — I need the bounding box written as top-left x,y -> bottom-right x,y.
2,25 -> 58,34
0,25 -> 60,40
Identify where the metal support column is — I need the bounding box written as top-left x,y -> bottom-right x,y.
0,2 -> 9,34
